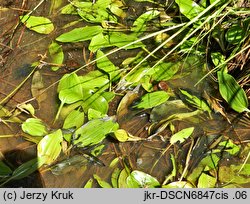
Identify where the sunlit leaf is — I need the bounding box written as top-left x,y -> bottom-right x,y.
63,109 -> 84,129
90,144 -> 105,157
133,91 -> 170,109
84,178 -> 94,188
113,129 -> 143,142
72,117 -> 119,147
94,174 -> 112,188
96,50 -> 121,81
20,15 -> 54,34
180,89 -> 211,113
80,70 -> 109,91
56,26 -> 103,42
126,170 -> 160,188
87,108 -> 104,120
170,127 -> 194,144
21,118 -> 48,137
132,9 -> 160,32
18,103 -> 35,115
37,129 -> 63,165
82,89 -> 109,114
162,181 -> 194,188
118,168 -> 130,188
111,168 -> 121,188
218,140 -> 240,155
197,173 -> 217,188
147,62 -> 179,82
187,154 -> 220,184
175,0 -> 204,20
49,41 -> 64,71
217,71 -> 249,113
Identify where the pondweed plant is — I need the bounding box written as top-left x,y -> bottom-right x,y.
0,0 -> 249,187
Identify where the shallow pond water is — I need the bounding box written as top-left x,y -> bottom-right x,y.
0,0 -> 249,188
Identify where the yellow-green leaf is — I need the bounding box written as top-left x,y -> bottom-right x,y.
20,15 -> 54,34
170,127 -> 194,144
37,129 -> 63,165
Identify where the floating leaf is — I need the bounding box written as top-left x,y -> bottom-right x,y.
175,0 -> 204,21
49,41 -> 64,71
73,117 -> 119,148
126,170 -> 160,188
187,154 -> 220,184
111,168 -> 121,188
18,103 -> 35,115
63,109 -> 84,129
80,70 -> 109,91
93,174 -> 112,188
180,89 -> 211,113
56,26 -> 103,42
37,129 -> 63,165
112,129 -> 143,142
82,89 -> 109,114
197,173 -> 217,188
88,108 -> 106,120
134,91 -> 170,109
162,181 -> 194,188
170,127 -> 194,144
21,118 -> 48,137
20,15 -> 54,34
96,50 -> 121,81
84,178 -> 94,188
218,140 -> 240,155
118,168 -> 130,188
217,71 -> 249,113
132,9 -> 160,32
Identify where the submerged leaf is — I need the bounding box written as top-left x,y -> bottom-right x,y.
72,117 -> 119,147
126,170 -> 160,188
217,71 -> 249,113
49,41 -> 64,71
20,15 -> 54,34
133,91 -> 170,109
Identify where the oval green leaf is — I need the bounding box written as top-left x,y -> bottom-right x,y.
126,170 -> 160,188
20,15 -> 54,34
170,127 -> 194,144
72,117 -> 119,147
21,118 -> 48,137
37,129 -> 63,165
133,91 -> 170,109
217,71 -> 249,113
56,26 -> 103,42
